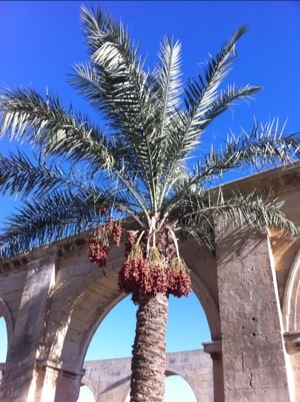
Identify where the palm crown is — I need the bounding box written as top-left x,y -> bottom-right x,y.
1,6 -> 300,401
0,6 -> 299,261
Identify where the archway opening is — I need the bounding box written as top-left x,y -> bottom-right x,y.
85,295 -> 137,360
164,375 -> 197,402
124,375 -> 197,402
0,316 -> 8,362
85,290 -> 210,361
167,292 -> 211,352
83,290 -> 210,400
78,384 -> 95,402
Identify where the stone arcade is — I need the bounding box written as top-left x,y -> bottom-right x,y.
82,350 -> 213,401
0,162 -> 299,402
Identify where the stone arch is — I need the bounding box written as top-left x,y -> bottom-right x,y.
79,377 -> 97,401
180,241 -> 221,341
122,383 -> 131,402
165,368 -> 193,388
190,271 -> 220,341
0,297 -> 14,356
165,350 -> 212,400
282,249 -> 300,333
40,255 -> 124,364
164,370 -> 198,401
83,358 -> 132,402
281,249 -> 300,401
123,372 -> 198,402
165,369 -> 197,400
82,352 -> 212,402
41,241 -> 219,371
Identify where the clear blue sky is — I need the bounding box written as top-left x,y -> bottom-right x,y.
0,1 -> 300,400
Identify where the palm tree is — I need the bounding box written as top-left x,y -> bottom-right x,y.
0,6 -> 299,402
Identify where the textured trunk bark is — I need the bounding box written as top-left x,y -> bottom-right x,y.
130,292 -> 168,402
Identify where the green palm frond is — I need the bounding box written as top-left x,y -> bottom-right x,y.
223,192 -> 299,236
0,88 -> 153,223
0,188 -> 98,258
153,36 -> 182,126
179,220 -> 216,250
0,5 -> 299,262
72,7 -> 161,203
201,84 -> 261,128
0,150 -> 74,198
155,27 -> 260,207
182,25 -> 248,138
0,87 -> 115,170
167,83 -> 260,165
69,63 -> 105,113
80,5 -> 106,55
78,5 -> 149,129
0,182 -> 142,259
164,120 -> 300,213
179,188 -> 299,239
192,119 -> 300,185
145,37 -> 183,198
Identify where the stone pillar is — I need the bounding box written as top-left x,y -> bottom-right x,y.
35,359 -> 85,402
203,340 -> 224,402
216,228 -> 292,401
284,332 -> 300,402
0,255 -> 55,402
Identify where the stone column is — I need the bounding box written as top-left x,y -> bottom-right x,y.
216,228 -> 292,401
284,332 -> 300,402
0,255 -> 55,402
203,340 -> 224,402
35,359 -> 85,402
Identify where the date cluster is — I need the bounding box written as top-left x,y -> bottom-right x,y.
87,217 -> 122,267
118,258 -> 192,303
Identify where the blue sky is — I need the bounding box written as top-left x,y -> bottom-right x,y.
0,1 -> 300,216
0,1 -> 300,401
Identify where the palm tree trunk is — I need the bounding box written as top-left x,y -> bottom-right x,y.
130,292 -> 168,402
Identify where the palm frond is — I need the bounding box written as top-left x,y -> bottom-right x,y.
80,5 -> 105,55
0,148 -> 111,202
0,182 -> 143,259
0,148 -> 152,227
182,25 -> 248,139
0,87 -> 116,170
201,84 -> 261,128
192,119 -> 300,185
0,150 -> 73,198
78,6 -> 149,128
0,188 -> 98,258
69,62 -> 105,113
0,89 -> 157,220
179,220 -> 216,250
223,192 -> 298,236
72,6 -> 163,202
179,188 -> 299,238
155,27 -> 254,206
144,37 -> 183,197
70,63 -> 156,196
154,36 -> 182,124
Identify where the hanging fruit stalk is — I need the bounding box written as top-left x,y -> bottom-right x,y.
87,212 -> 122,267
87,208 -> 192,301
118,227 -> 191,303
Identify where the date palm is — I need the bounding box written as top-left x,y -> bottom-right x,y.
0,6 -> 299,402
